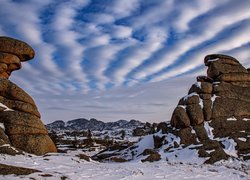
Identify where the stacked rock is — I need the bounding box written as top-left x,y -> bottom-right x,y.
0,36 -> 57,155
170,54 -> 250,162
87,54 -> 249,164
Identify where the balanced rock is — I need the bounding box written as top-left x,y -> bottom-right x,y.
0,37 -> 56,155
0,37 -> 35,61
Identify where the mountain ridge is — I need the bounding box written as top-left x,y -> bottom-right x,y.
46,118 -> 145,131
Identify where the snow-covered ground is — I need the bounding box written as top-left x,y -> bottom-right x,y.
0,151 -> 249,180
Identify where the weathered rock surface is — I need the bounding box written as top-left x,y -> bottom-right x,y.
0,163 -> 40,175
0,36 -> 35,61
169,54 -> 250,162
0,36 -> 56,155
170,106 -> 190,129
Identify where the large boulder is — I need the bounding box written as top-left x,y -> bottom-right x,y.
0,96 -> 40,117
186,104 -> 204,126
0,79 -> 36,107
0,36 -> 35,61
204,54 -> 239,66
204,54 -> 248,79
0,36 -> 56,155
170,106 -> 190,129
188,82 -> 213,94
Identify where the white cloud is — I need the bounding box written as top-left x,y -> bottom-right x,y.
84,44 -> 125,90
151,20 -> 250,82
110,25 -> 132,39
108,0 -> 140,19
1,0 -> 249,123
132,0 -> 250,81
110,27 -> 167,85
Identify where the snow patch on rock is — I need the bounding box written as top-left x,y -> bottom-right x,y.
208,58 -> 219,62
0,102 -> 13,111
227,117 -> 237,121
199,98 -> 204,109
204,121 -> 214,139
211,94 -> 218,108
238,137 -> 247,142
242,118 -> 250,121
0,122 -> 5,131
195,82 -> 201,88
178,105 -> 186,110
220,138 -> 238,157
183,92 -> 199,101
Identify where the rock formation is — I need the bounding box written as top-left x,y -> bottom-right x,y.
93,54 -> 249,164
169,54 -> 250,163
0,36 -> 57,155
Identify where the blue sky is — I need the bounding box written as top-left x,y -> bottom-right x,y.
0,0 -> 250,123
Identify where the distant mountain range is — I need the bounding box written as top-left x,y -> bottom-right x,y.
46,118 -> 145,132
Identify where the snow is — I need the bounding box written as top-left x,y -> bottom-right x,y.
0,122 -> 5,130
164,132 -> 180,145
204,122 -> 214,139
199,97 -> 204,109
160,144 -> 206,165
242,118 -> 250,121
207,58 -> 219,62
0,103 -> 13,111
220,138 -> 238,157
206,149 -> 215,154
227,117 -> 237,121
195,82 -> 201,88
129,134 -> 155,157
238,137 -> 247,142
177,105 -> 186,110
0,144 -> 19,153
0,152 -> 249,180
183,92 -> 199,101
0,131 -> 249,179
213,82 -> 220,85
112,133 -> 157,161
211,95 -> 218,108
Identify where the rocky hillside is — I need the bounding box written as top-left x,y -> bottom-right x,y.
0,36 -> 57,155
46,118 -> 144,131
93,54 -> 250,164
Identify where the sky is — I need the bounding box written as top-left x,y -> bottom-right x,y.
0,0 -> 250,123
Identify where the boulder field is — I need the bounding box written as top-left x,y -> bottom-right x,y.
0,36 -> 57,155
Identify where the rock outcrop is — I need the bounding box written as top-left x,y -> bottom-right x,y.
169,54 -> 250,162
0,36 -> 57,155
93,54 -> 249,164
